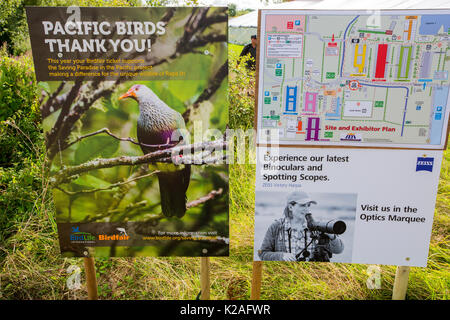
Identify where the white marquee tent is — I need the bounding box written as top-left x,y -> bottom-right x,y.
229,0 -> 450,45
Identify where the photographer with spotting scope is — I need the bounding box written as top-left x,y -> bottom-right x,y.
258,191 -> 345,262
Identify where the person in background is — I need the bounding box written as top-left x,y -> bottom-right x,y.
239,35 -> 257,70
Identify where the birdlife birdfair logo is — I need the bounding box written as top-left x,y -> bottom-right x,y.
98,227 -> 130,241
69,226 -> 130,243
69,226 -> 96,244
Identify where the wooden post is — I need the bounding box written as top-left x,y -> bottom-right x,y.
392,266 -> 410,300
83,257 -> 98,300
251,261 -> 263,300
200,257 -> 210,300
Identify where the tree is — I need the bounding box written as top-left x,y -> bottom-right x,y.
229,3 -> 236,17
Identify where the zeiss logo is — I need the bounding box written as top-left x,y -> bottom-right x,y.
416,157 -> 434,172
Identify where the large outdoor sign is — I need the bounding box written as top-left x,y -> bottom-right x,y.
254,9 -> 448,267
256,10 -> 450,149
254,147 -> 442,266
26,7 -> 229,257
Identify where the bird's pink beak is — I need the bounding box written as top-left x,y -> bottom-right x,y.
119,89 -> 136,100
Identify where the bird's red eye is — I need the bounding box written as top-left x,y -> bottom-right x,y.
135,86 -> 139,91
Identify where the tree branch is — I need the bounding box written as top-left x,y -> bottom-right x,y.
46,80 -> 120,160
41,81 -> 66,118
65,127 -> 175,150
203,13 -> 228,27
146,8 -> 226,67
55,170 -> 159,196
180,34 -> 227,54
43,9 -> 178,157
83,200 -> 149,222
183,60 -> 228,122
85,187 -> 224,224
187,187 -> 223,209
50,139 -> 227,187
134,188 -> 224,228
45,81 -> 82,149
107,164 -> 150,210
43,7 -> 226,162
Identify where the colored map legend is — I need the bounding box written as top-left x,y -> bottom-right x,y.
257,10 -> 450,149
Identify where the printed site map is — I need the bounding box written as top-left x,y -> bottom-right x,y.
257,11 -> 450,148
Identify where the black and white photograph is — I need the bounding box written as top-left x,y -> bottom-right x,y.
254,191 -> 357,263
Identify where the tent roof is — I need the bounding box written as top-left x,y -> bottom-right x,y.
229,10 -> 258,27
229,0 -> 450,28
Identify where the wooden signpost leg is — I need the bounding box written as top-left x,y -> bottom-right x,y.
392,266 -> 410,300
83,257 -> 98,300
251,261 -> 263,300
200,257 -> 210,300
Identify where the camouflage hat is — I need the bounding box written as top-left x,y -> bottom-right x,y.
286,191 -> 317,205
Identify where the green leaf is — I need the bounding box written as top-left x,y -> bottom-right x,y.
38,82 -> 50,93
91,99 -> 108,112
70,193 -> 100,222
147,82 -> 185,113
168,80 -> 205,104
104,95 -> 119,110
72,174 -> 111,189
74,136 -> 119,164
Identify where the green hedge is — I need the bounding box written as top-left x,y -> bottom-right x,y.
0,46 -> 39,121
0,45 -> 44,243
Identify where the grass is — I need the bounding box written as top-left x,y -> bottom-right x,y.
0,150 -> 448,300
229,43 -> 244,56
